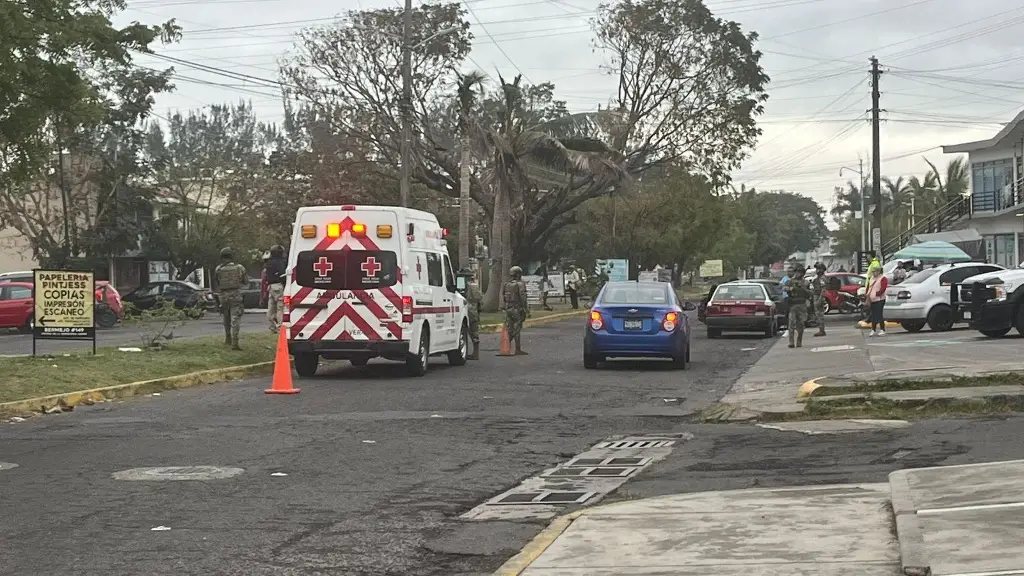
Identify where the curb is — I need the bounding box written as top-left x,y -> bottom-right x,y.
888,469 -> 931,576
479,310 -> 586,334
0,362 -> 274,418
492,511 -> 584,575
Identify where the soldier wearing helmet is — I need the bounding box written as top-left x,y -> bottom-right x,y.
215,247 -> 249,350
499,265 -> 530,356
810,262 -> 828,337
786,263 -> 811,348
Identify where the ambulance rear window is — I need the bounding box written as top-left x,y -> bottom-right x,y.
295,250 -> 398,290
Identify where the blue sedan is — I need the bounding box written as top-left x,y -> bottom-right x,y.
583,281 -> 696,369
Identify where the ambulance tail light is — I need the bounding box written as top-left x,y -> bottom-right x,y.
351,223 -> 366,237
401,296 -> 414,323
341,205 -> 356,211
301,225 -> 317,239
377,224 -> 393,238
326,223 -> 341,238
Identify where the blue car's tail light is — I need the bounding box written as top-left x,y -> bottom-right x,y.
589,310 -> 604,330
662,311 -> 678,331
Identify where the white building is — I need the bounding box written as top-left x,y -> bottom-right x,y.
941,109 -> 1024,268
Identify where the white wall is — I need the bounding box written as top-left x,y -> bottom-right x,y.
0,228 -> 38,273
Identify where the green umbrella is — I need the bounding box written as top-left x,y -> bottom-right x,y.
892,241 -> 971,262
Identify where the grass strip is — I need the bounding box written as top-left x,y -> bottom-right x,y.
812,372 -> 1024,397
0,333 -> 277,404
773,395 -> 1024,421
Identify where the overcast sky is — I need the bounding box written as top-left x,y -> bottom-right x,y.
125,0 -> 1024,216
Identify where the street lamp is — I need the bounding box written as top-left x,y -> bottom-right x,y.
840,160 -> 867,251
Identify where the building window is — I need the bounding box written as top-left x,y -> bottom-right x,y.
972,158 -> 1014,212
984,234 -> 1018,268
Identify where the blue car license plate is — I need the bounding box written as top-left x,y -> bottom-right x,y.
624,319 -> 642,330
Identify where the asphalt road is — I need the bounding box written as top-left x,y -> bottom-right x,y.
0,313 -> 268,355
3,317 -> 1024,576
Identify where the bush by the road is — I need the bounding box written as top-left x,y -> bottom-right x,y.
0,333 -> 276,404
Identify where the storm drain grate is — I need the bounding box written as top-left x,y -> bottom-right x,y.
489,491 -> 595,505
543,466 -> 638,478
565,457 -> 651,468
597,440 -> 675,449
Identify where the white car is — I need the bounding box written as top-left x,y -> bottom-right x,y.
883,262 -> 1004,332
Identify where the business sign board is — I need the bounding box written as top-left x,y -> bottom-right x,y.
595,259 -> 629,282
523,273 -> 566,304
33,270 -> 97,352
699,260 -> 724,277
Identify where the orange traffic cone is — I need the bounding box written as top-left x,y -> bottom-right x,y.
497,326 -> 513,356
265,329 -> 300,394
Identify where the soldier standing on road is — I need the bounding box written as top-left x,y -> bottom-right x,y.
215,247 -> 248,350
263,245 -> 287,334
461,267 -> 483,360
786,264 -> 811,348
499,265 -> 529,356
811,262 -> 828,337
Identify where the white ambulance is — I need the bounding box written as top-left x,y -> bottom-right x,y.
284,205 -> 470,377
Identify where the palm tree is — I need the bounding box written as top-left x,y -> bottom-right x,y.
923,156 -> 969,205
455,71 -> 487,269
907,171 -> 940,217
474,74 -> 628,311
882,176 -> 912,230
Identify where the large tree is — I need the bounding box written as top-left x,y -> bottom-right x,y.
732,188 -> 828,266
1,0 -> 178,191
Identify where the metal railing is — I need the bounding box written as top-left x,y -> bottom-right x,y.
880,195 -> 971,256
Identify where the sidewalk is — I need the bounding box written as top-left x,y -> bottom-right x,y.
497,484 -> 902,575
496,460 -> 1024,576
710,318 -> 1024,420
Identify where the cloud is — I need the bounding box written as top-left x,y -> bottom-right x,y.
123,0 -> 1024,213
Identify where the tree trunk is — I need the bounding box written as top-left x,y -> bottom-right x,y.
482,184 -> 511,312
458,138 -> 472,270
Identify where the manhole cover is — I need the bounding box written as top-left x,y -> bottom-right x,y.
0,462 -> 18,471
544,468 -> 588,477
597,440 -> 674,449
112,466 -> 245,481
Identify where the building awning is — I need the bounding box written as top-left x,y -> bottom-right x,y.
942,108 -> 1024,153
912,229 -> 983,244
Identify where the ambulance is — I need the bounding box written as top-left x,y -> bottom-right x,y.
284,205 -> 470,377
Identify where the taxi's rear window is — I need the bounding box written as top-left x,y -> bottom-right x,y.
295,250 -> 398,290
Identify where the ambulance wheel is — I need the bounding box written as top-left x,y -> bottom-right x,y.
294,352 -> 319,377
448,322 -> 469,366
349,358 -> 368,367
407,327 -> 429,377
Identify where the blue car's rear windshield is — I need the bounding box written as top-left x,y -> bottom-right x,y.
599,284 -> 670,305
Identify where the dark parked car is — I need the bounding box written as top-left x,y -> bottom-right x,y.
242,279 -> 265,309
121,281 -> 216,316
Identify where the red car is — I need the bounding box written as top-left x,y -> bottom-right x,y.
0,281 -> 124,332
808,272 -> 865,313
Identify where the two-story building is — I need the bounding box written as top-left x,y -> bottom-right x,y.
942,109 -> 1024,268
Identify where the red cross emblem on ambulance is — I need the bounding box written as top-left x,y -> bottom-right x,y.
313,256 -> 333,278
361,256 -> 382,278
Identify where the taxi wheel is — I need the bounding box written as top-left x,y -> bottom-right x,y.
927,305 -> 954,332
901,320 -> 925,333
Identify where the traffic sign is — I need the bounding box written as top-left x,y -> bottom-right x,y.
872,227 -> 881,252
32,270 -> 96,352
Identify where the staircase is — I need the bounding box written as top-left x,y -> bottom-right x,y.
881,195 -> 971,256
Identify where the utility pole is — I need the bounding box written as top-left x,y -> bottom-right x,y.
870,56 -> 883,254
399,0 -> 413,208
859,157 -> 866,251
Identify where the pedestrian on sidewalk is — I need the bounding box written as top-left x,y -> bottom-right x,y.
810,262 -> 827,337
263,245 -> 287,333
786,264 -> 811,348
866,266 -> 888,336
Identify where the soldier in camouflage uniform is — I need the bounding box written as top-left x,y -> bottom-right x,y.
786,264 -> 811,348
460,268 -> 483,360
810,262 -> 828,337
215,247 -> 248,350
499,265 -> 529,356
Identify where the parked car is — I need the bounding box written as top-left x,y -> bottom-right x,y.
0,271 -> 33,284
583,281 -> 695,369
704,282 -> 778,338
121,280 -> 216,316
0,280 -> 124,331
952,264 -> 1024,338
884,262 -> 1003,332
744,279 -> 790,329
242,278 -> 265,309
0,282 -> 33,332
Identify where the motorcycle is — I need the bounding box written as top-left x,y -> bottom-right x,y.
836,291 -> 861,315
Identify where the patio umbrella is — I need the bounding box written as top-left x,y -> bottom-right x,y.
891,241 -> 971,262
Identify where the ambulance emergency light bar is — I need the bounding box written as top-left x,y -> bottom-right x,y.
300,223 -> 447,240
